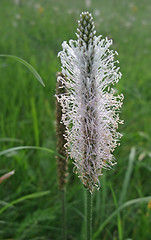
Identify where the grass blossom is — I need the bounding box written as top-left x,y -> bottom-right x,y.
56,12 -> 123,193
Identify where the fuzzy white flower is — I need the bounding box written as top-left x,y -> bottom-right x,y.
56,12 -> 124,193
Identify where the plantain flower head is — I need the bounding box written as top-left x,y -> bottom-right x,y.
56,12 -> 124,193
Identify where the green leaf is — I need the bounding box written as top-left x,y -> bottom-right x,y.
0,191 -> 50,215
0,146 -> 54,156
0,54 -> 45,87
119,147 -> 136,205
93,196 -> 151,239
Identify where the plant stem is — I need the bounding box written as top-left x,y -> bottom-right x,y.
87,190 -> 92,240
61,189 -> 67,240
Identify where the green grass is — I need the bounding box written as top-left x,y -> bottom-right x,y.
0,0 -> 151,239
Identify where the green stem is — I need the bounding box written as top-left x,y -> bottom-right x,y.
87,190 -> 92,240
61,189 -> 67,240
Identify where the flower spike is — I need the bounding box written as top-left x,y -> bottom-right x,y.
56,12 -> 124,193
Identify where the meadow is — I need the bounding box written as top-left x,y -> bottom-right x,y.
0,0 -> 151,239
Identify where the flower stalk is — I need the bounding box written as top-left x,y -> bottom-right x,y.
56,11 -> 123,239
87,190 -> 92,240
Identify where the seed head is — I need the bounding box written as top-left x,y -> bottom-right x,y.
56,72 -> 68,190
56,12 -> 124,193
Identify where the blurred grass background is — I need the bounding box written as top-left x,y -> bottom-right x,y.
0,0 -> 151,239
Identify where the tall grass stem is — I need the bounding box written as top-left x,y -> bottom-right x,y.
61,189 -> 67,240
87,190 -> 92,240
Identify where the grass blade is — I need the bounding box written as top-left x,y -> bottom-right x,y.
30,97 -> 39,146
110,184 -> 123,240
119,147 -> 136,205
0,146 -> 54,156
93,196 -> 151,239
0,191 -> 50,215
0,54 -> 45,87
